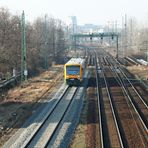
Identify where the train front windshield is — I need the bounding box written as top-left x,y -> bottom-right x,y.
66,65 -> 80,75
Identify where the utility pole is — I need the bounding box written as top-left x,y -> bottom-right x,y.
130,18 -> 133,50
115,20 -> 118,33
21,11 -> 27,82
116,35 -> 119,59
146,41 -> 148,62
121,16 -> 124,61
44,15 -> 48,69
124,14 -> 127,57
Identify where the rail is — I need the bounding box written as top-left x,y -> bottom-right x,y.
95,52 -> 125,148
94,56 -> 104,148
3,84 -> 79,148
108,56 -> 148,133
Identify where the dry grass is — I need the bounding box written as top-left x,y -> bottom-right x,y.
127,65 -> 148,79
0,65 -> 63,147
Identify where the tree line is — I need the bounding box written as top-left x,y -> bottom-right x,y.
0,7 -> 68,79
121,16 -> 148,59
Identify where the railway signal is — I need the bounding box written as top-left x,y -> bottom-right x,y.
72,32 -> 120,59
111,34 -> 114,40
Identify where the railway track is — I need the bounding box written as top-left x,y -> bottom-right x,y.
3,84 -> 79,148
95,55 -> 125,148
2,48 -> 147,147
119,68 -> 148,126
94,49 -> 148,147
109,56 -> 148,130
106,53 -> 148,147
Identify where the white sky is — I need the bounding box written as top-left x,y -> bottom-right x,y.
1,0 -> 148,26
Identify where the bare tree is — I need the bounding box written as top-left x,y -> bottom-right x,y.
0,7 -> 68,77
55,20 -> 66,63
0,8 -> 21,74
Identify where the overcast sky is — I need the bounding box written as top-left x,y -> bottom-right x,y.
1,0 -> 148,25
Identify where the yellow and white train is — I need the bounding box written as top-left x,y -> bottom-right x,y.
64,58 -> 86,85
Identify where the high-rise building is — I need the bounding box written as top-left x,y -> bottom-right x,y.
71,16 -> 77,34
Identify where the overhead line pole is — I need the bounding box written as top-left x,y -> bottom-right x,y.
21,11 -> 27,82
44,15 -> 48,69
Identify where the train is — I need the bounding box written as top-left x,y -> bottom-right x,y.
64,58 -> 86,85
